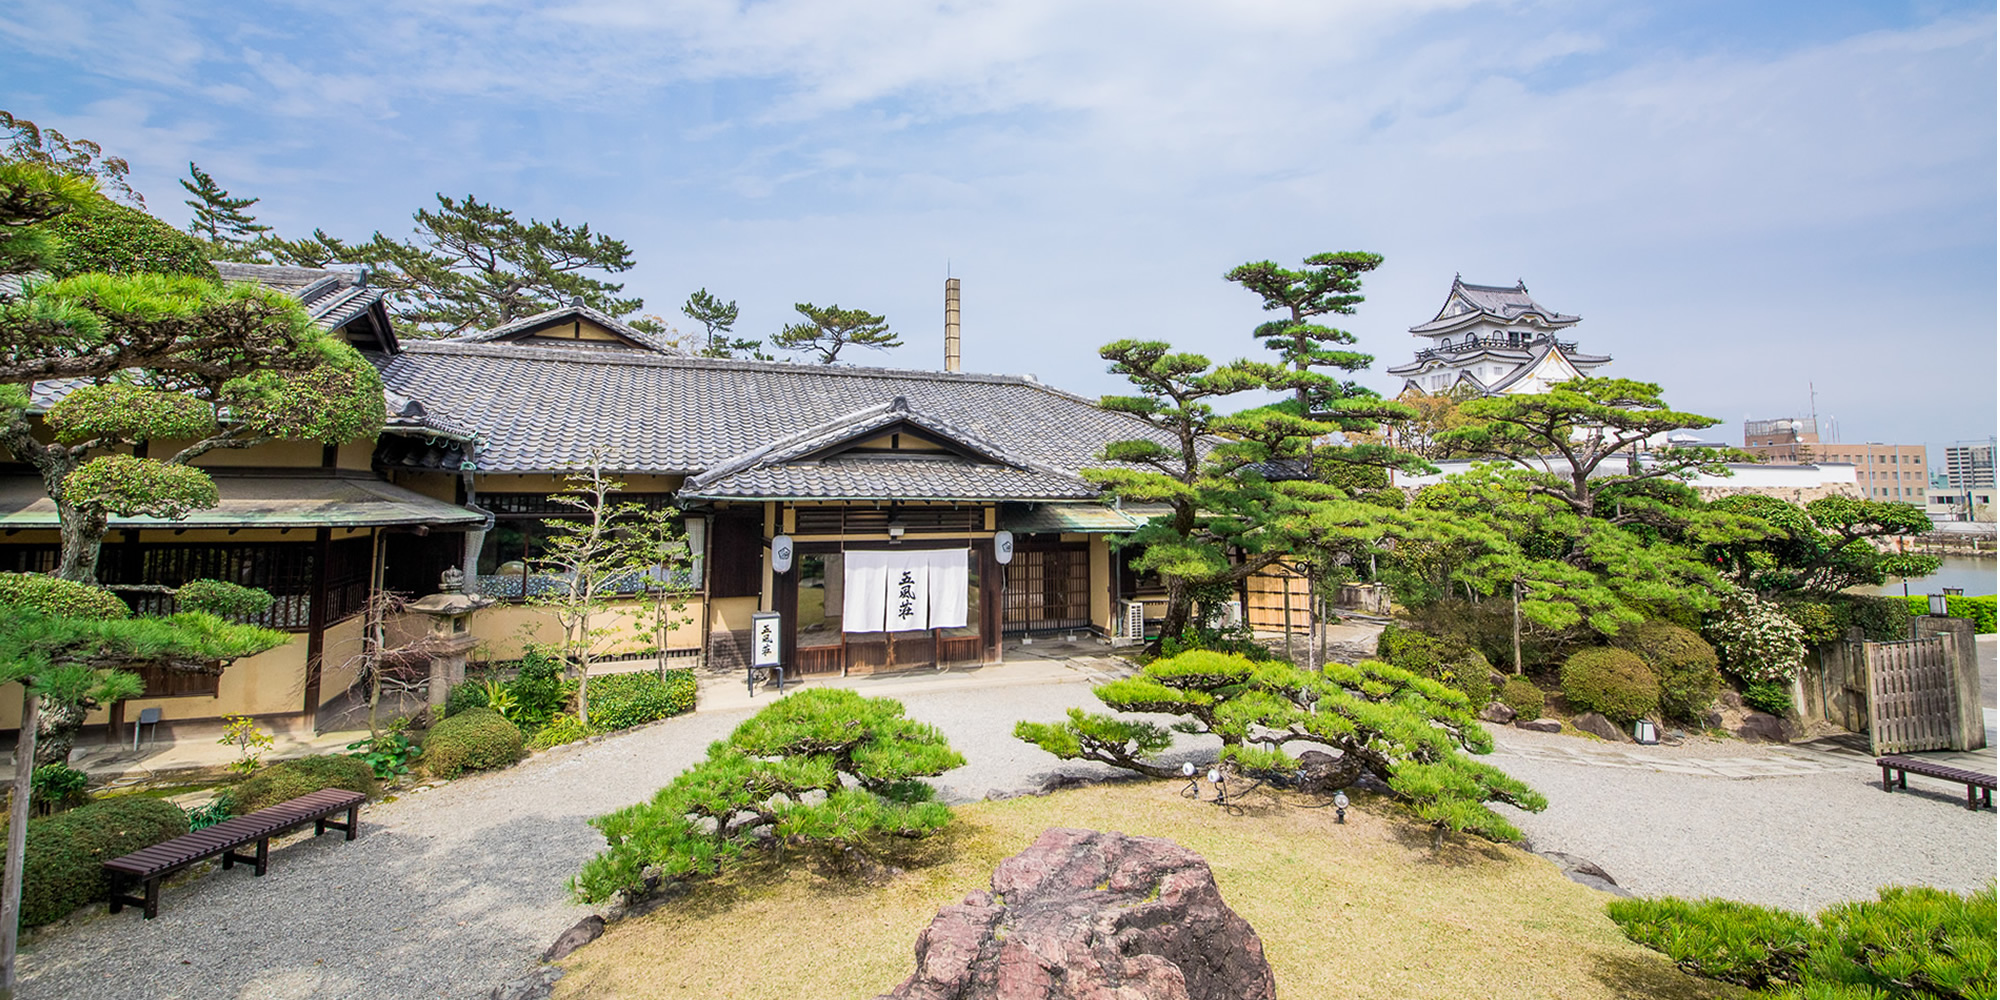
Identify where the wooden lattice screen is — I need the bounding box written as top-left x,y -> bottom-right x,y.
1867,637 -> 1960,754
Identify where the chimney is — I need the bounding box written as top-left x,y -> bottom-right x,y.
944,277 -> 961,373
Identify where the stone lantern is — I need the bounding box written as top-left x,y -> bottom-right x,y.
405,568 -> 493,708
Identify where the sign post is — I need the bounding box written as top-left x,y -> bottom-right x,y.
750,611 -> 784,695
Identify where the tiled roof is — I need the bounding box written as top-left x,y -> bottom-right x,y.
213,261 -> 394,349
373,342 -> 1171,491
0,473 -> 482,530
451,303 -> 681,354
1410,277 -> 1579,334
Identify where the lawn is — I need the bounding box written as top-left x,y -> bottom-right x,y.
554,780 -> 1741,999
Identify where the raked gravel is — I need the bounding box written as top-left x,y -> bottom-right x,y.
22,679 -> 1995,999
18,681 -> 1119,1000
1485,723 -> 1998,913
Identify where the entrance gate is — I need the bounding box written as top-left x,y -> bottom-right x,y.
1866,637 -> 1965,754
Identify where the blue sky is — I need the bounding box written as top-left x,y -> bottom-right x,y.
4,0 -> 1993,461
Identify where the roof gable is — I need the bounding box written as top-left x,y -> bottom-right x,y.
1410,276 -> 1579,335
454,303 -> 676,353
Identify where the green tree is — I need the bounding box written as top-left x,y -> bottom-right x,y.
681,287 -> 764,358
527,457 -> 694,722
0,573 -> 286,997
1015,649 -> 1546,846
575,688 -> 963,901
1709,494 -> 1940,595
771,302 -> 900,363
263,194 -> 643,337
0,111 -> 143,208
179,161 -> 271,253
1224,251 -> 1382,419
1086,339 -> 1405,644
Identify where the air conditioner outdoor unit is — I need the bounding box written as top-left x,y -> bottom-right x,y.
1115,600 -> 1146,645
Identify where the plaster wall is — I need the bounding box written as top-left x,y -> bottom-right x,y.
468,597 -> 706,664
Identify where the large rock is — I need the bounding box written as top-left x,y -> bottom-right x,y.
1516,718 -> 1563,733
1734,711 -> 1790,743
876,828 -> 1275,1000
1294,749 -> 1362,793
1479,702 -> 1517,724
1571,712 -> 1627,742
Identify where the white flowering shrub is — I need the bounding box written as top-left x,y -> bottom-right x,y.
1704,590 -> 1807,683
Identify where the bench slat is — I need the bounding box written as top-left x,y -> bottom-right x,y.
104,790 -> 367,879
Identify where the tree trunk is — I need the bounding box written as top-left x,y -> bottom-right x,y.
32,697 -> 86,768
1156,579 -> 1196,650
1511,578 -> 1523,676
52,488 -> 105,585
1,687 -> 41,998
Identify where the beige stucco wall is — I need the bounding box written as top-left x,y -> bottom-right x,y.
710,595 -> 758,635
1089,535 -> 1113,631
317,613 -> 372,707
468,597 -> 706,664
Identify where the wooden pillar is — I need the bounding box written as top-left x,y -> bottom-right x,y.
302,528 -> 331,730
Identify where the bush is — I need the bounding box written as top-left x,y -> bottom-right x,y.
14,795 -> 187,928
0,572 -> 129,619
1611,621 -> 1723,723
1610,884 -> 1995,998
507,647 -> 571,729
229,754 -> 379,814
30,763 -> 91,816
587,669 -> 697,731
422,707 -> 524,778
1378,623 -> 1493,708
442,678 -> 491,718
1742,680 -> 1793,717
1704,590 -> 1807,683
1501,676 -> 1546,720
45,195 -> 219,280
1905,593 -> 1997,635
174,579 -> 275,620
1560,647 -> 1659,724
528,713 -> 595,750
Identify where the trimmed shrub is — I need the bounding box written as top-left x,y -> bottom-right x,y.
1610,884 -> 1995,998
30,763 -> 91,816
15,795 -> 187,928
1378,624 -> 1493,709
1742,680 -> 1793,717
1500,676 -> 1546,720
0,572 -> 129,619
1905,593 -> 1997,635
45,195 -> 219,280
1611,621 -> 1723,723
587,669 -> 697,732
229,754 -> 379,814
442,678 -> 491,719
422,707 -> 524,779
1560,647 -> 1659,724
174,579 -> 274,620
507,647 -> 571,729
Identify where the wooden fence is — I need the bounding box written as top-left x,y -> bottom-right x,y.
1866,636 -> 1960,754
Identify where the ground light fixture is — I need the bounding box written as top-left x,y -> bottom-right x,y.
1929,593 -> 1949,617
1333,790 -> 1349,823
1181,761 -> 1199,798
1208,767 -> 1227,805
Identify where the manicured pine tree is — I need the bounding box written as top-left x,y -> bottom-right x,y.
179,161 -> 271,246
772,302 -> 901,364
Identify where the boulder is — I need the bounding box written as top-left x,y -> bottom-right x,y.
1479,702 -> 1517,724
1516,718 -> 1563,733
1571,712 -> 1627,742
542,915 -> 604,961
723,810 -> 761,837
876,828 -> 1275,1000
1734,711 -> 1789,743
1294,750 -> 1362,793
798,787 -> 829,807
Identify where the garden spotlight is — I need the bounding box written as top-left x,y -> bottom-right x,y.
1333,790 -> 1349,824
1181,761 -> 1199,798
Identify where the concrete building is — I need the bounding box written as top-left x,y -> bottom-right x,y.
1945,442 -> 1994,490
1741,417 -> 1819,464
1802,441 -> 1927,503
1387,277 -> 1610,396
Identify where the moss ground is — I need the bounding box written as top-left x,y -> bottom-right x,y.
554,780 -> 1741,999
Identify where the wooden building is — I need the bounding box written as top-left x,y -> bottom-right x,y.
1,266 -> 1172,743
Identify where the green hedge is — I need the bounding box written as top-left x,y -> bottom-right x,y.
13,796 -> 187,928
229,754 -> 379,814
0,572 -> 129,619
1905,594 -> 1997,634
1611,621 -> 1723,723
423,707 -> 524,779
1377,624 -> 1494,709
1500,676 -> 1546,721
1560,647 -> 1659,724
442,678 -> 491,718
1780,594 -> 1914,643
45,195 -> 218,280
587,669 -> 697,731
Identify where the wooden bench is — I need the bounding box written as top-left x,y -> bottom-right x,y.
1876,755 -> 1996,811
103,788 -> 366,919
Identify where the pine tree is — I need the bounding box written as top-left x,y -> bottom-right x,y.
179,162 -> 271,247
1224,251 -> 1382,419
682,287 -> 765,358
772,302 -> 900,364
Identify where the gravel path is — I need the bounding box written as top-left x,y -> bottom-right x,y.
19,680 -> 1120,1000
1485,724 -> 1998,913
